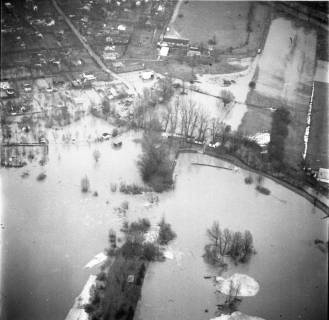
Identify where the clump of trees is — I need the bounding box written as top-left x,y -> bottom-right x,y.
81,175 -> 90,192
268,107 -> 291,171
204,221 -> 255,266
138,131 -> 173,192
221,89 -> 235,108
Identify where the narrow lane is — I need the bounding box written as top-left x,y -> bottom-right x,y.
51,0 -> 136,95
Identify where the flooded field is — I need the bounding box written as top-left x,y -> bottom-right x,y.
135,153 -> 328,320
1,138 -> 327,320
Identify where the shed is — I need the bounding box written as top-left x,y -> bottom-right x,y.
159,46 -> 169,57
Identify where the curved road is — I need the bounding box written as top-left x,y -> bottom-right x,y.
51,0 -> 136,95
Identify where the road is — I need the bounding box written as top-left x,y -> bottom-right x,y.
50,0 -> 136,95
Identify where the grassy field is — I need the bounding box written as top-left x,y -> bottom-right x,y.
169,1 -> 270,54
240,17 -> 317,169
306,82 -> 329,169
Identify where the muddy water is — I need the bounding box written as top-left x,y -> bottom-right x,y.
135,153 -> 328,320
1,138 -> 327,320
1,130 -> 147,320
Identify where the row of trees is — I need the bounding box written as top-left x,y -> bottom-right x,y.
204,221 -> 255,266
268,107 -> 291,171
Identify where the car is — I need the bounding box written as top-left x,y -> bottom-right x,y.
257,48 -> 262,54
45,87 -> 53,93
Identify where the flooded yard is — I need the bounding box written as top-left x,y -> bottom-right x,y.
1,139 -> 327,320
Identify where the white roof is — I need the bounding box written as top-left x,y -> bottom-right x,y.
251,132 -> 270,147
117,24 -> 126,31
318,168 -> 329,184
159,46 -> 169,57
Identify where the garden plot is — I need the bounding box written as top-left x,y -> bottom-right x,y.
256,18 -> 316,105
169,1 -> 269,53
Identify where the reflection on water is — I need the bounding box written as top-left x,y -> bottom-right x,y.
1,143 -> 327,320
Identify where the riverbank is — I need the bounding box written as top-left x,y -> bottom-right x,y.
175,147 -> 329,216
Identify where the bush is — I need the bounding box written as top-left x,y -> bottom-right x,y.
203,244 -> 227,267
112,128 -> 119,137
255,185 -> 270,195
158,218 -> 176,245
128,218 -> 151,234
143,242 -> 161,261
36,172 -> 47,181
119,183 -> 149,195
110,183 -> 117,192
81,175 -> 90,193
244,175 -> 253,184
121,200 -> 129,211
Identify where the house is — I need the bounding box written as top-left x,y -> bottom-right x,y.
117,24 -> 126,31
112,61 -> 124,72
163,36 -> 189,47
187,48 -> 201,57
140,71 -> 154,80
82,73 -> 96,81
103,51 -> 118,61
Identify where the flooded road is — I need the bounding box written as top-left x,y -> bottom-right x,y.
1,134 -> 327,320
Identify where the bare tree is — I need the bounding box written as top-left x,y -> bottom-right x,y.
210,118 -> 222,142
167,98 -> 178,135
207,221 -> 222,247
221,228 -> 232,256
197,109 -> 209,141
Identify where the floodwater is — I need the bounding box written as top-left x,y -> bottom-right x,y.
135,153 -> 328,320
1,131 -> 327,320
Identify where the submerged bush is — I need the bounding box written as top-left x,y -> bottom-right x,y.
244,175 -> 253,184
36,172 -> 47,181
81,175 -> 90,193
255,185 -> 270,195
119,182 -> 149,195
158,218 -> 176,245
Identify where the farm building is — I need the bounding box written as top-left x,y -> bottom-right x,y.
163,36 -> 189,47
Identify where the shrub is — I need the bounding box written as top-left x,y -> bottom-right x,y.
110,183 -> 117,192
81,175 -> 90,193
121,200 -> 129,211
203,244 -> 227,267
128,218 -> 151,234
255,185 -> 270,195
112,128 -> 119,137
119,183 -> 149,195
143,242 -> 161,261
244,175 -> 253,184
158,218 -> 176,245
36,172 -> 47,181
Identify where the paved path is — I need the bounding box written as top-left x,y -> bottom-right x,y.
51,0 -> 136,95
